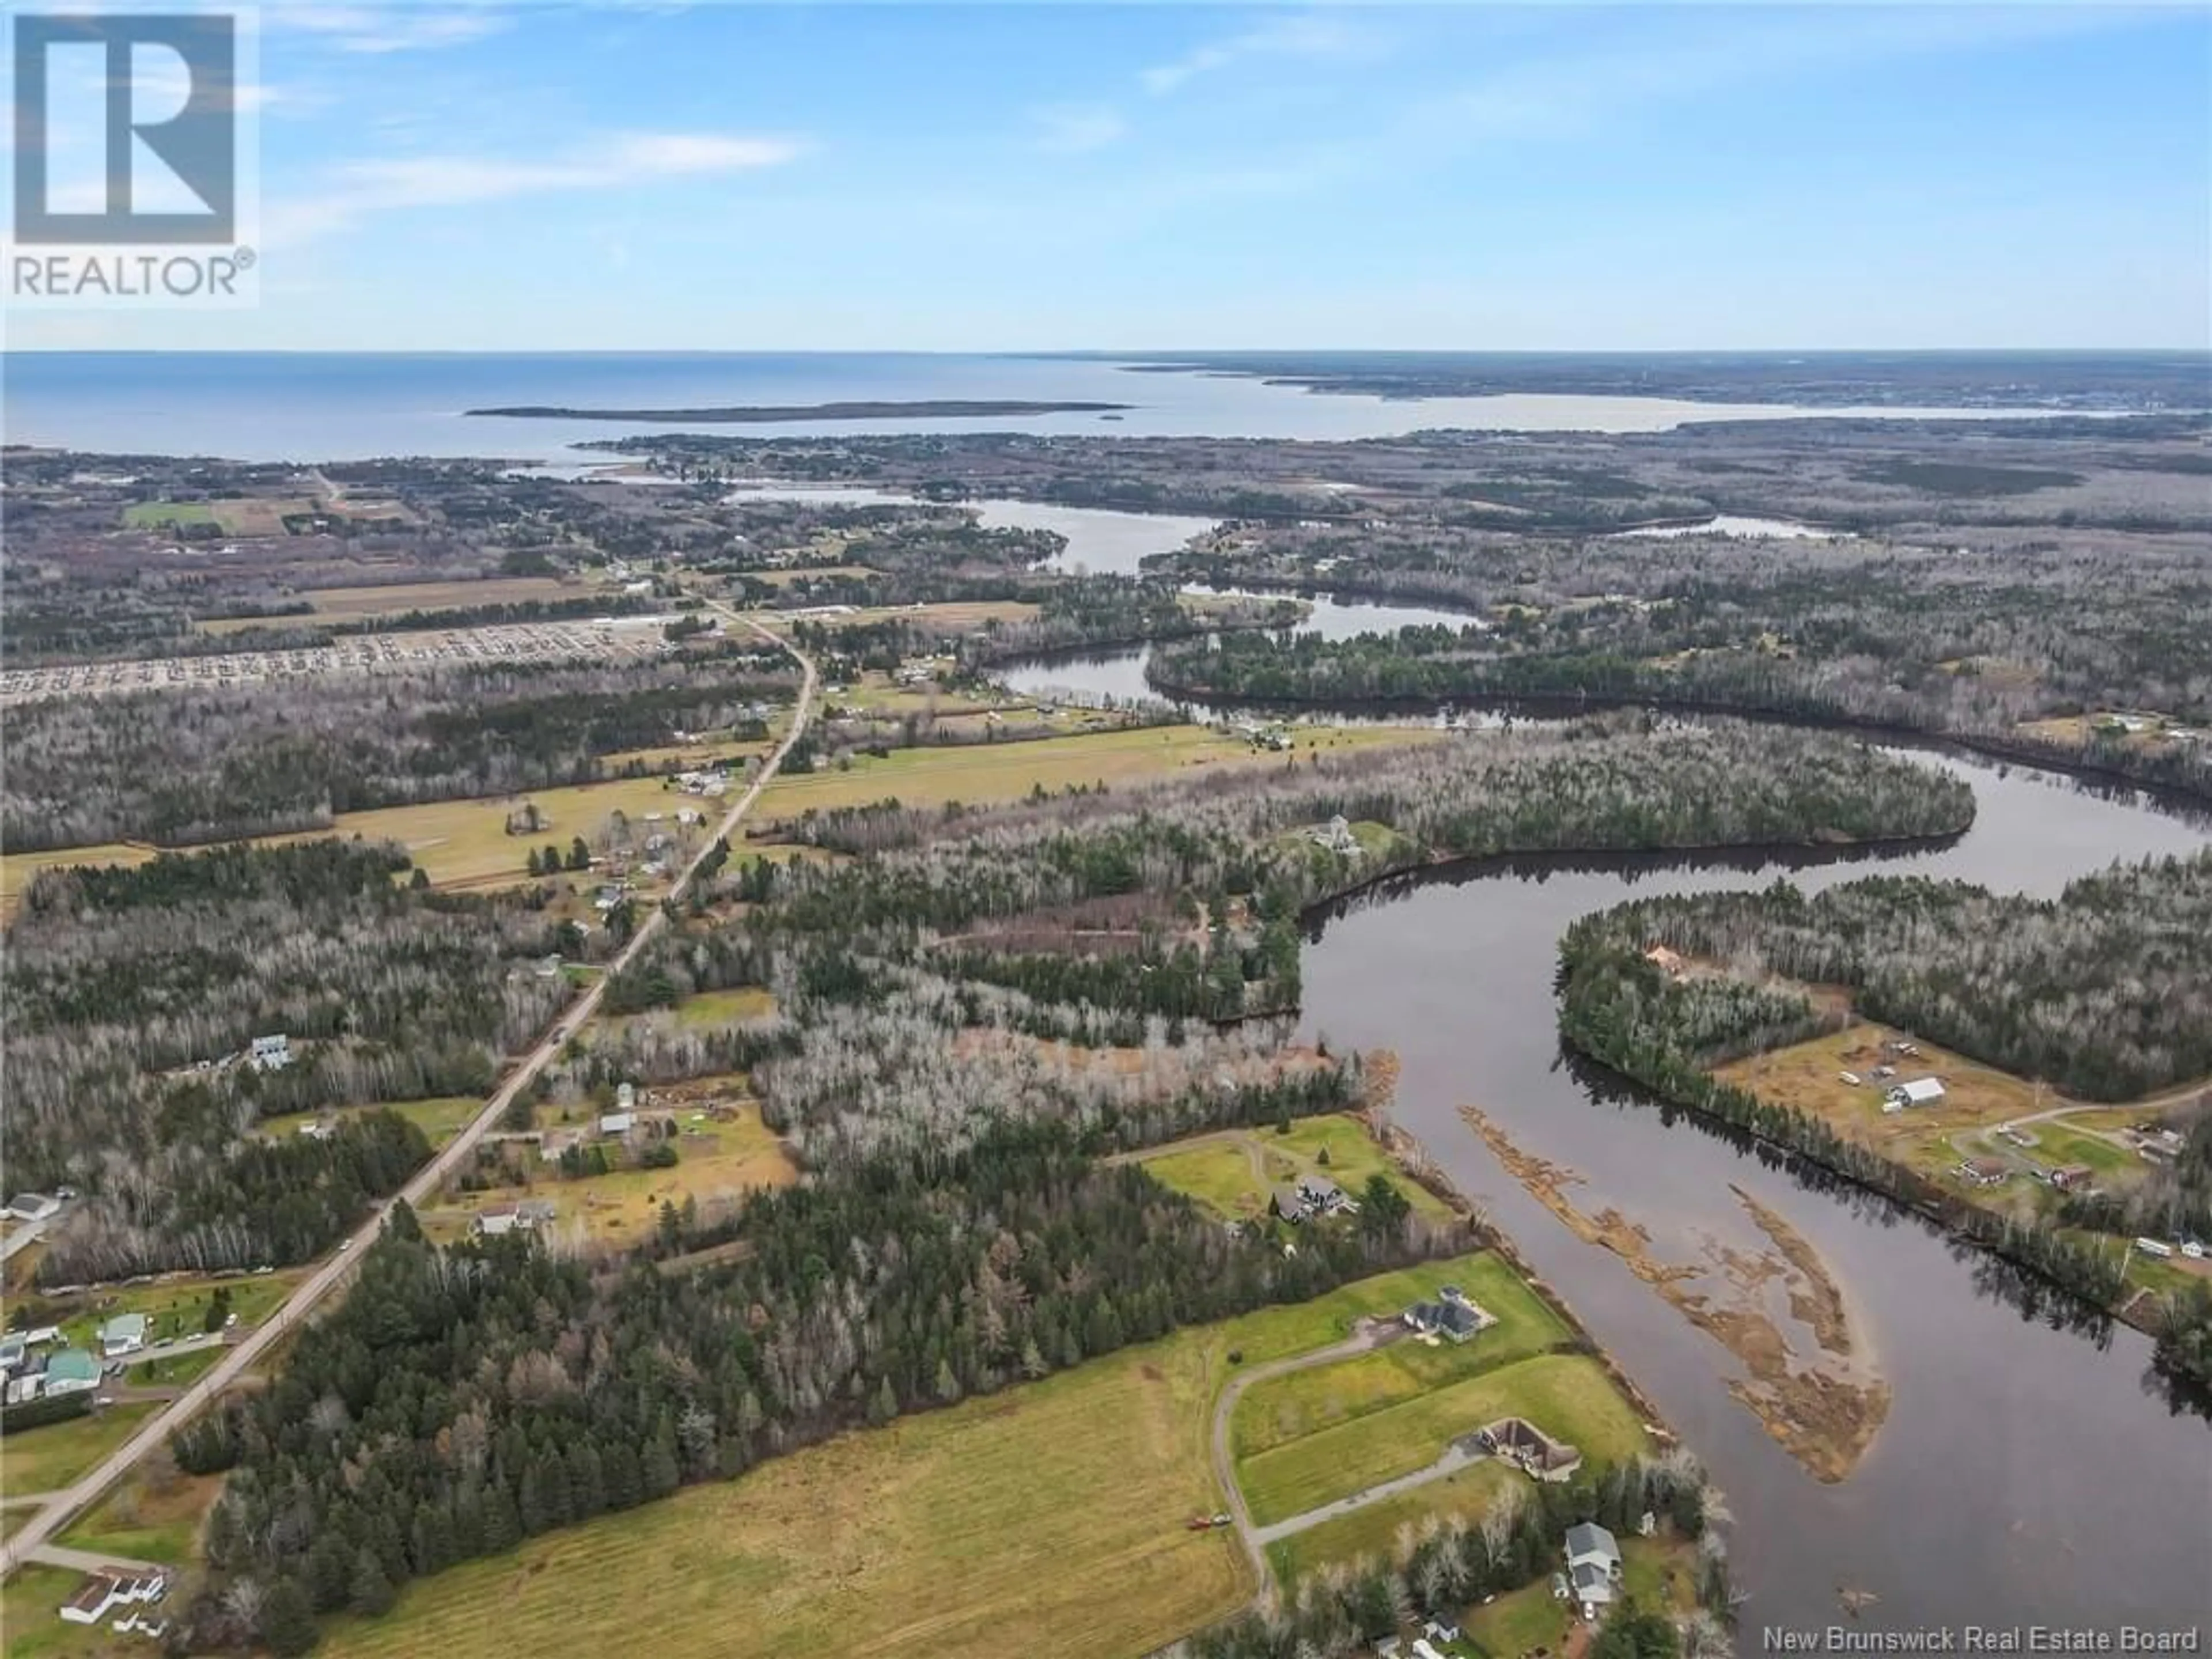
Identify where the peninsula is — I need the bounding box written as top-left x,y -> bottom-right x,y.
464,399 -> 1133,422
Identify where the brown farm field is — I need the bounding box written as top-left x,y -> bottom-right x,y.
0,843 -> 154,915
2,725 -> 1429,913
758,598 -> 1041,630
426,1102 -> 797,1247
1712,1024 -> 2163,1215
258,774 -> 717,889
195,575 -> 605,634
752,722 -> 1438,821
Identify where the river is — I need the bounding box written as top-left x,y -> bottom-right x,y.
1297,754 -> 2212,1629
997,609 -> 2212,1621
995,589 -> 1483,712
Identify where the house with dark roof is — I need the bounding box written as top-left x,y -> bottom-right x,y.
1565,1521 -> 1622,1616
1272,1175 -> 1358,1225
1475,1416 -> 1584,1482
1403,1283 -> 1494,1343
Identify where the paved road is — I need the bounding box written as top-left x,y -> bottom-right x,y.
1,1217 -> 52,1264
0,615 -> 816,1579
1207,1319 -> 1397,1595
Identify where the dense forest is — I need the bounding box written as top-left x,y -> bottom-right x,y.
142,714 -> 1986,1648
170,1124 -> 1460,1654
1147,529 -> 2212,800
1570,851 -> 2212,1100
5,842 -> 565,1281
3,652 -> 796,849
1554,851 -> 2212,1382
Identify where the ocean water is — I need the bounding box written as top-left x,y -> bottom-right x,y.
0,352 -> 2081,463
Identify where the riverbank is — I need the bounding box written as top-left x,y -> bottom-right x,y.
1459,1107 -> 1888,1483
1139,674 -> 2212,813
1552,998 -> 2189,1350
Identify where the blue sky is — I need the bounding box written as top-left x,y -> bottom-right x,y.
12,2 -> 2210,351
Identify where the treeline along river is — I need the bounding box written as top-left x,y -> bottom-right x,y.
1294,753 -> 2211,1630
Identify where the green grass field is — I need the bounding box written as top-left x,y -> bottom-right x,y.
0,1404 -> 159,1495
1463,1574 -> 1568,1658
1135,1115 -> 1455,1225
121,500 -> 218,528
592,987 -> 776,1041
2028,1121 -> 2138,1181
0,1564 -> 106,1659
1237,1354 -> 1648,1528
54,1472 -> 223,1566
9,1268 -> 304,1358
314,1252 -> 1525,1659
1267,1460 -> 1515,1582
259,1095 -> 482,1149
1233,1253 -> 1574,1461
674,987 -> 777,1028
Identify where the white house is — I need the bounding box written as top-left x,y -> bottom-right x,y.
1565,1520 -> 1623,1616
98,1313 -> 149,1358
473,1199 -> 558,1238
249,1033 -> 292,1072
1311,815 -> 1360,855
1885,1077 -> 1946,1110
598,1111 -> 637,1138
59,1569 -> 167,1627
616,1082 -> 637,1113
5,1192 -> 62,1222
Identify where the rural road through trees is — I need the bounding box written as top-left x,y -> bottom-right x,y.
0,615 -> 816,1579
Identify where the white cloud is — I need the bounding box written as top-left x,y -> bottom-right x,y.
1429,6 -> 2140,148
263,130 -> 803,245
1032,104 -> 1127,156
264,5 -> 509,55
1140,14 -> 1377,97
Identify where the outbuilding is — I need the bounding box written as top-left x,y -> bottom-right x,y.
1885,1077 -> 1946,1109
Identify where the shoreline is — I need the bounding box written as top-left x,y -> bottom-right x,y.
1552,1031 -> 2184,1349
1140,677 -> 2212,813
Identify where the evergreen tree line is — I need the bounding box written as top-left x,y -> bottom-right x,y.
1145,573 -> 2212,802
168,1120 -> 1460,1652
1552,877 -> 2211,1385
1573,853 -> 2212,1100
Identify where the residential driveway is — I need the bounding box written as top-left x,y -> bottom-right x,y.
1251,1436 -> 1492,1547
25,1542 -> 166,1574
1208,1317 -> 1402,1593
1,1216 -> 51,1263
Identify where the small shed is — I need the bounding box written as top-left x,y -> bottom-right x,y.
1886,1077 -> 1946,1109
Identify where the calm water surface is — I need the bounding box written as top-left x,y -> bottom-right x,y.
997,590 -> 1486,711
2,352 -> 2081,462
1298,753 -> 2212,1628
